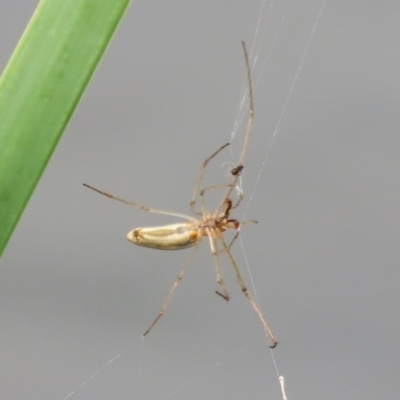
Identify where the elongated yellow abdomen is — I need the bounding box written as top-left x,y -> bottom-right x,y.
127,222 -> 200,250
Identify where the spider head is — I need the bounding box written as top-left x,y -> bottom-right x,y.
214,198 -> 239,232
215,217 -> 239,232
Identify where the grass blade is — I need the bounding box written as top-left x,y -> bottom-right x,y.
0,0 -> 130,257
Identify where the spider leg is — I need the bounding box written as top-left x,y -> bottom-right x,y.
198,183 -> 245,215
83,183 -> 196,222
201,182 -> 244,212
143,242 -> 200,336
216,42 -> 254,212
190,143 -> 230,215
199,184 -> 232,196
207,231 -> 230,301
221,238 -> 278,348
237,41 -> 254,168
198,184 -> 238,215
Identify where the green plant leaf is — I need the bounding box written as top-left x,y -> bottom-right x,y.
0,0 -> 130,257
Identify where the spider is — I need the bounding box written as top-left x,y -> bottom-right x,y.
84,42 -> 277,348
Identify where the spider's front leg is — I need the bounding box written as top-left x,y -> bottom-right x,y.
190,143 -> 230,215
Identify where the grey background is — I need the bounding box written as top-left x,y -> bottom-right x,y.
1,1 -> 399,399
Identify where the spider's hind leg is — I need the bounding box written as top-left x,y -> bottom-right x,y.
221,238 -> 278,348
143,243 -> 200,336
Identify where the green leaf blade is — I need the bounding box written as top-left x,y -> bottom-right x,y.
0,0 -> 131,256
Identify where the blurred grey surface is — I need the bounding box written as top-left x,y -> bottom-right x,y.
1,1 -> 400,399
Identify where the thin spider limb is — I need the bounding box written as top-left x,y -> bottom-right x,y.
230,4 -> 289,154
218,41 -> 254,213
200,183 -> 244,210
208,232 -> 230,301
190,142 -> 230,215
221,238 -> 277,348
83,183 -> 197,222
199,184 -> 231,197
238,41 -> 254,167
143,243 -> 200,336
242,0 -> 327,222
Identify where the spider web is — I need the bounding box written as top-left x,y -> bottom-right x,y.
60,1 -> 326,399
230,2 -> 326,398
